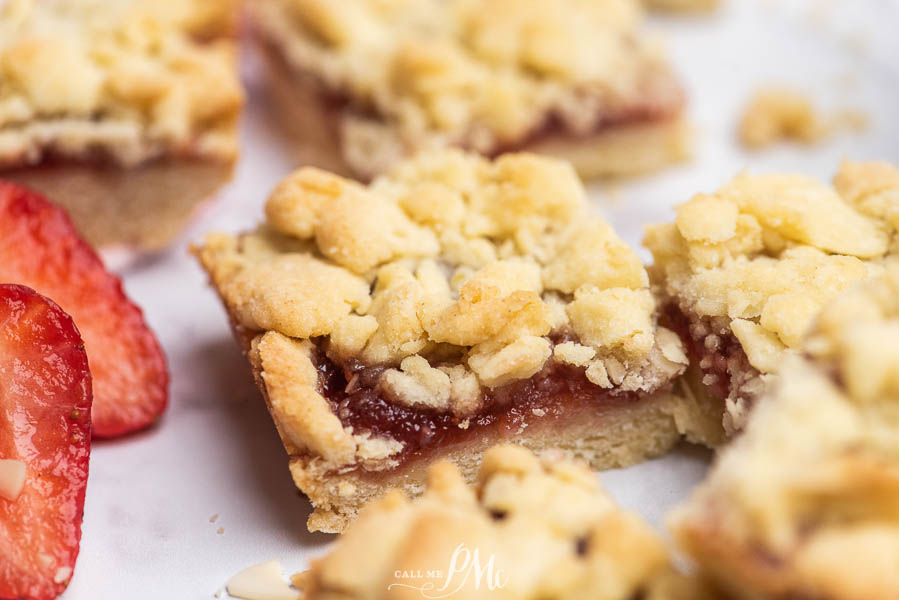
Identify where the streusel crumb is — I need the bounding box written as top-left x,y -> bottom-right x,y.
198,150 -> 687,469
299,445 -> 707,599
672,263 -> 899,600
0,0 -> 243,168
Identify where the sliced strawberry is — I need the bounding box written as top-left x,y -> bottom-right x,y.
0,284 -> 92,600
0,181 -> 168,437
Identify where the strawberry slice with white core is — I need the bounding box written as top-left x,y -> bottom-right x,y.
0,284 -> 92,600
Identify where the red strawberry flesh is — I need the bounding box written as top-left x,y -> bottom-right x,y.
0,284 -> 92,600
0,180 -> 168,437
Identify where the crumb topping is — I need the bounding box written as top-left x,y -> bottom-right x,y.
203,151 -> 679,397
0,0 -> 243,167
645,161 -> 898,375
298,445 -> 675,599
672,264 -> 899,599
197,151 -> 686,467
253,0 -> 682,160
806,261 -> 899,403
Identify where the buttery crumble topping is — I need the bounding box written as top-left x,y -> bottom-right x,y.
297,445 -> 711,599
0,0 -> 243,168
253,0 -> 683,172
645,160 -> 899,429
807,261 -> 899,402
197,150 -> 686,468
672,264 -> 899,600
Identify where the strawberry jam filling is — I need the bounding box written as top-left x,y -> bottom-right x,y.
312,340 -> 642,466
661,303 -> 753,405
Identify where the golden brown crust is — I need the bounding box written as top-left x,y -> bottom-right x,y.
3,158 -> 234,251
251,0 -> 687,180
671,263 -> 899,600
194,151 -> 694,532
645,160 -> 899,433
295,394 -> 683,534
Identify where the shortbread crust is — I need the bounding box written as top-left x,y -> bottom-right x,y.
299,445 -> 719,599
645,160 -> 899,435
195,150 -> 692,532
251,0 -> 688,181
671,263 -> 899,600
0,0 -> 243,250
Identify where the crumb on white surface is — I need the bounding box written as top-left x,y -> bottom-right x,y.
210,513 -> 220,523
226,560 -> 300,600
738,87 -> 867,149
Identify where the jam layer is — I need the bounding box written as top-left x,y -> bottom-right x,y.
313,341 -> 642,467
661,303 -> 756,408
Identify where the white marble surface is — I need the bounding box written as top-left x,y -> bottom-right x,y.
62,1 -> 899,597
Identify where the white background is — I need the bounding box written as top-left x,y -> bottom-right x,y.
62,0 -> 899,597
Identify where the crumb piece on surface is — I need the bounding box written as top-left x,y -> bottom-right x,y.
209,513 -> 219,523
226,560 -> 299,600
738,87 -> 866,149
